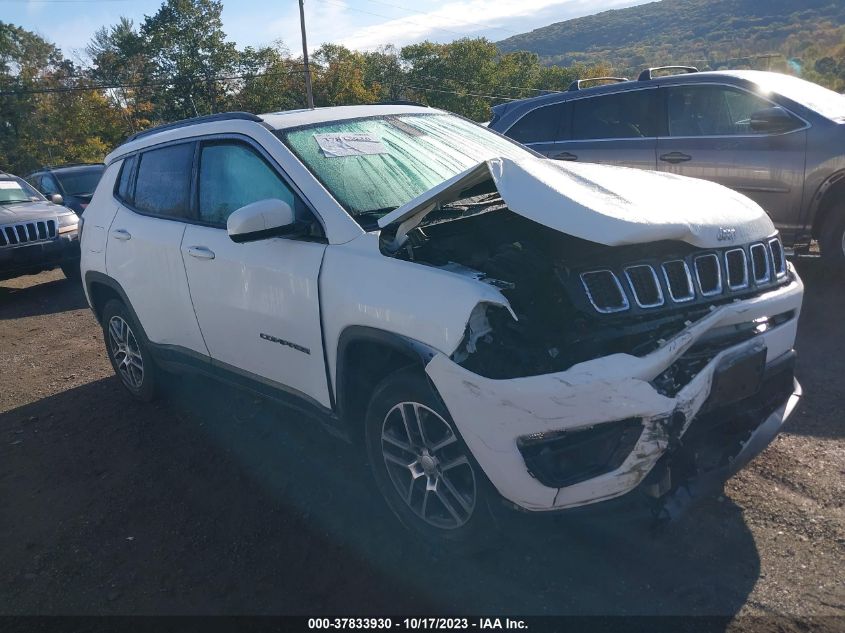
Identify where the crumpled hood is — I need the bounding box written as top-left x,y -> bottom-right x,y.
378,156 -> 775,249
0,201 -> 65,224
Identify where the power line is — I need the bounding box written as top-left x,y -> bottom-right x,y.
0,67 -> 310,96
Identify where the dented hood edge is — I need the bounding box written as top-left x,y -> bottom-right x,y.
378,156 -> 775,249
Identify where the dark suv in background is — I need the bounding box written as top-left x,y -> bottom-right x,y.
26,163 -> 105,215
489,68 -> 845,269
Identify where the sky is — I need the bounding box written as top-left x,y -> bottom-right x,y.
2,0 -> 650,61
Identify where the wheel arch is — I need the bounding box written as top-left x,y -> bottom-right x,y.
84,271 -> 136,326
810,170 -> 845,239
335,326 -> 440,445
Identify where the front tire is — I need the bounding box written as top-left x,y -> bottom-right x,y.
819,204 -> 845,270
364,367 -> 497,546
101,299 -> 158,402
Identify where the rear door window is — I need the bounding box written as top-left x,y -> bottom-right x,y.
572,90 -> 658,140
507,102 -> 570,143
133,143 -> 194,219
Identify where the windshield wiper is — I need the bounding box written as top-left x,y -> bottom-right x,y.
354,208 -> 397,230
0,199 -> 28,205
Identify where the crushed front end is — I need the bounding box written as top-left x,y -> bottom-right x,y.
383,197 -> 802,514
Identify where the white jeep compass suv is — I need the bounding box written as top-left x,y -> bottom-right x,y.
80,106 -> 803,543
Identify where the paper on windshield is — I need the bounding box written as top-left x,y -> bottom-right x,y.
314,132 -> 388,157
0,181 -> 21,189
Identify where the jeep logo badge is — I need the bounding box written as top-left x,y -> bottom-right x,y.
717,227 -> 737,242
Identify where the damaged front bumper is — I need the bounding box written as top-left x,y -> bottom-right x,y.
425,272 -> 804,512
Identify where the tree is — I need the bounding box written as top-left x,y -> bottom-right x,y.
140,0 -> 238,121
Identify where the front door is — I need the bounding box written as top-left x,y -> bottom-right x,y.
657,84 -> 807,239
180,139 -> 331,408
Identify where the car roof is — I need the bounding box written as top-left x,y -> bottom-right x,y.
106,105 -> 443,163
490,69 -> 793,127
31,163 -> 104,175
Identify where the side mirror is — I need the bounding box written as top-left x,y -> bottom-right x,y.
226,198 -> 305,243
49,193 -> 64,205
750,106 -> 796,134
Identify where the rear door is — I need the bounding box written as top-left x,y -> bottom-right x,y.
105,142 -> 209,357
180,138 -> 331,408
656,83 -> 807,235
504,101 -> 572,159
554,88 -> 659,170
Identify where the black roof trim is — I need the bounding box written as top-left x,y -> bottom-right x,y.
567,77 -> 629,92
372,100 -> 429,107
36,162 -> 104,172
638,66 -> 699,81
124,112 -> 264,144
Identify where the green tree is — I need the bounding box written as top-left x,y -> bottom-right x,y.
140,0 -> 238,121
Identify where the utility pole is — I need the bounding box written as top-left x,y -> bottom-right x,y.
299,0 -> 315,109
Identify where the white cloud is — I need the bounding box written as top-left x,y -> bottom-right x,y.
338,0 -> 643,50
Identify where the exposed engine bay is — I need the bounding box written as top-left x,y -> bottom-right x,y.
380,188 -> 792,380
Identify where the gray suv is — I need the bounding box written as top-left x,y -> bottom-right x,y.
489,68 -> 845,268
0,171 -> 81,280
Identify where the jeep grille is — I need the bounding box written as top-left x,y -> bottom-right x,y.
579,237 -> 786,315
0,219 -> 56,248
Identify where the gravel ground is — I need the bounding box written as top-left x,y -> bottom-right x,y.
0,260 -> 842,627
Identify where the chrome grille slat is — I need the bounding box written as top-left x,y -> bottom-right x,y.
624,265 -> 664,308
694,254 -> 722,296
750,243 -> 771,283
580,270 -> 629,314
0,219 -> 58,248
769,237 -> 786,278
661,260 -> 694,302
724,248 -> 749,290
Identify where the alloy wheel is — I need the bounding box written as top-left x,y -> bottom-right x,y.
108,315 -> 144,390
381,401 -> 477,529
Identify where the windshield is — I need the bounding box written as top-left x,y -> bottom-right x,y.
0,177 -> 43,204
756,73 -> 845,122
55,166 -> 104,196
280,113 -> 531,226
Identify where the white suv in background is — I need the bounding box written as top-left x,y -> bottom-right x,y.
80,106 -> 803,543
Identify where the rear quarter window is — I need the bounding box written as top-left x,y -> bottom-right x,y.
507,102 -> 570,143
115,155 -> 137,204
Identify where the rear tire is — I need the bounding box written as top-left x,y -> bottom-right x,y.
101,299 -> 158,402
364,366 -> 498,548
819,204 -> 845,270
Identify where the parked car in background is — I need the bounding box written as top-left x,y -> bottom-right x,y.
80,107 -> 802,544
489,68 -> 845,269
0,171 -> 81,280
26,163 -> 105,215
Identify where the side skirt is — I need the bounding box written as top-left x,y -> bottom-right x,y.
148,342 -> 350,442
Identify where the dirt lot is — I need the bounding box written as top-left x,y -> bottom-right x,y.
0,261 -> 843,625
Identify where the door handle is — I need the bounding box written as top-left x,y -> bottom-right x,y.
552,151 -> 578,161
187,246 -> 215,260
111,229 -> 131,241
659,152 -> 692,164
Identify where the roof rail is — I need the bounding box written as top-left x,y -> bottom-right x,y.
638,66 -> 699,81
373,100 -> 429,107
124,112 -> 264,144
567,76 -> 629,92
